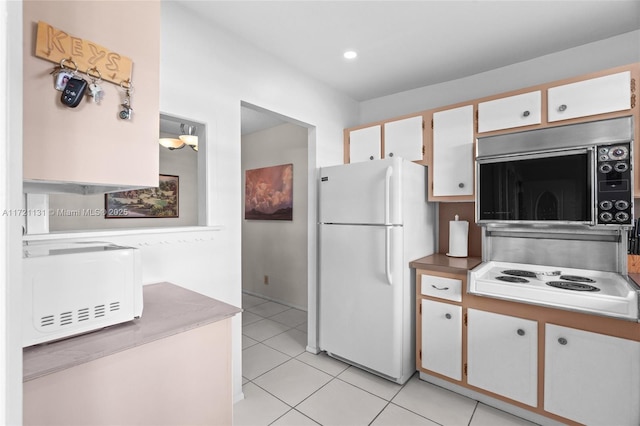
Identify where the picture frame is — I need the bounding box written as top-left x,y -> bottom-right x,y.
245,164 -> 293,221
105,174 -> 179,218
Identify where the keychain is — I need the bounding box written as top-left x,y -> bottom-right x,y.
61,76 -> 88,108
50,58 -> 77,91
86,67 -> 105,104
119,80 -> 133,120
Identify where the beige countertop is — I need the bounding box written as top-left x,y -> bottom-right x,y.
23,282 -> 241,382
410,253 -> 483,274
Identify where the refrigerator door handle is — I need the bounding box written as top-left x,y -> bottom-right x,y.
385,226 -> 393,285
384,166 -> 392,225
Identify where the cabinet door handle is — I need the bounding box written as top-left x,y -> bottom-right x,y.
523,110 -> 530,117
388,152 -> 394,157
445,313 -> 452,319
431,284 -> 449,291
517,329 -> 525,336
558,337 -> 568,345
558,104 -> 567,112
458,182 -> 465,188
369,156 -> 375,160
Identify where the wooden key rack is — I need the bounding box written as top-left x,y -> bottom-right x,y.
34,20 -> 133,86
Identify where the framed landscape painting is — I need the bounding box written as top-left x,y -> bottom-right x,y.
105,174 -> 179,218
245,163 -> 293,220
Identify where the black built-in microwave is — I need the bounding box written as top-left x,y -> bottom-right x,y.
476,117 -> 633,227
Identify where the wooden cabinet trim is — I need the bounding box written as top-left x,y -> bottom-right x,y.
346,63 -> 640,198
417,267 -> 640,426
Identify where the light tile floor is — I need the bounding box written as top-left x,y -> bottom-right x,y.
235,293 -> 539,426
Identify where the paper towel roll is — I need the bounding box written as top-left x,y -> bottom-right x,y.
447,215 -> 469,258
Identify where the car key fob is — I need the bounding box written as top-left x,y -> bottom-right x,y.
61,77 -> 87,108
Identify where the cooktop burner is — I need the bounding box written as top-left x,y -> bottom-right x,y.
496,276 -> 530,283
546,281 -> 601,292
559,275 -> 596,283
501,270 -> 537,278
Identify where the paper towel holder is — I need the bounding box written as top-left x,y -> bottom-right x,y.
446,214 -> 469,258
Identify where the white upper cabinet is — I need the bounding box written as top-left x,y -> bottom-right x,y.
421,299 -> 462,381
467,309 -> 538,407
547,71 -> 631,122
348,125 -> 382,163
544,324 -> 640,426
432,105 -> 474,197
383,116 -> 424,162
478,91 -> 542,133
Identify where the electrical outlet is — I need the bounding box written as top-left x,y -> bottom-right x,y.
264,275 -> 269,285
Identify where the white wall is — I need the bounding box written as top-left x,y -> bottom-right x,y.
242,123 -> 308,309
1,1 -> 23,424
160,1 -> 360,402
360,30 -> 640,123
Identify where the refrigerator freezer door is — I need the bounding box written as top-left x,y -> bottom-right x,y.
319,158 -> 402,225
319,223 -> 404,379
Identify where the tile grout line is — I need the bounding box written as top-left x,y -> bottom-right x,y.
242,297 -> 473,426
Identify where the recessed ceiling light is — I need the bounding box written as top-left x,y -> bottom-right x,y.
343,50 -> 358,60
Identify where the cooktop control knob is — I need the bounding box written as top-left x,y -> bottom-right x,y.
615,200 -> 629,210
599,200 -> 613,210
599,212 -> 613,222
599,163 -> 613,174
614,162 -> 629,173
615,211 -> 630,222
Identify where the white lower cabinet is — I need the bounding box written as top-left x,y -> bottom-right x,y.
467,309 -> 538,406
420,299 -> 462,380
544,324 -> 640,426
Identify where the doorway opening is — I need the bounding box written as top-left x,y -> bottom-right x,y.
240,102 -> 318,351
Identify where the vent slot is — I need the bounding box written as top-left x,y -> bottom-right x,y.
35,299 -> 124,333
60,311 -> 73,326
40,315 -> 55,327
94,305 -> 105,318
78,308 -> 90,322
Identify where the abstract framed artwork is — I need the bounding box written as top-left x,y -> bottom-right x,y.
245,163 -> 293,220
105,174 -> 179,218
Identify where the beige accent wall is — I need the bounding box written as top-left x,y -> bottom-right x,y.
24,319 -> 233,426
241,123 -> 308,309
22,0 -> 160,188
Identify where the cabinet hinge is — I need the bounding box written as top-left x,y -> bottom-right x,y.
419,303 -> 422,315
632,93 -> 637,109
464,363 -> 468,376
422,119 -> 425,130
422,145 -> 425,155
419,349 -> 422,360
431,119 -> 434,130
464,313 -> 468,326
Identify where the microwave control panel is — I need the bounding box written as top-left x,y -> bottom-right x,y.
596,143 -> 632,226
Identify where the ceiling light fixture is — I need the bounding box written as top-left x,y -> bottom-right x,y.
159,123 -> 199,152
343,50 -> 358,60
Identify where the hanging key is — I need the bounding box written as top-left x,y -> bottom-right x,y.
119,80 -> 134,120
86,67 -> 105,104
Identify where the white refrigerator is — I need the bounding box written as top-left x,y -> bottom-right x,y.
318,157 -> 435,384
